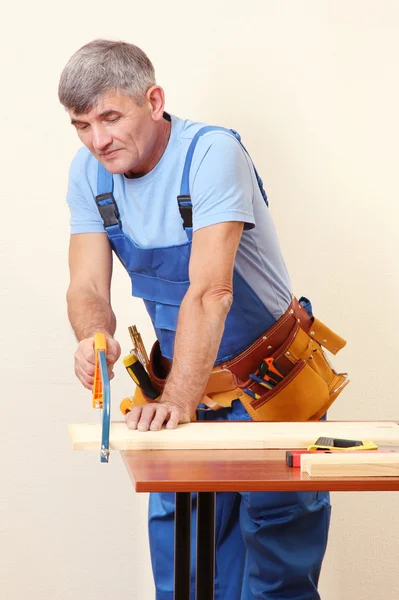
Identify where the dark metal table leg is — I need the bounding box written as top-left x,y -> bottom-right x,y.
196,492 -> 216,600
174,492 -> 192,600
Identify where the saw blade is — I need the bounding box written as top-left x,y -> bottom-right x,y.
98,350 -> 111,463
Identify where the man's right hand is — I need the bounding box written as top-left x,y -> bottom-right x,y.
74,335 -> 121,390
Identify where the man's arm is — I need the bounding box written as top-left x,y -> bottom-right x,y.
67,232 -> 121,389
126,220 -> 244,430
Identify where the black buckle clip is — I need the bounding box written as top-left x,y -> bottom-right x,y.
177,195 -> 192,229
95,193 -> 121,228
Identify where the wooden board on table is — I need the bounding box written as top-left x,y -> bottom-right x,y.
301,452 -> 399,477
69,421 -> 399,452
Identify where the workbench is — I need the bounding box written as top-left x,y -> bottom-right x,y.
70,420 -> 399,599
121,441 -> 399,600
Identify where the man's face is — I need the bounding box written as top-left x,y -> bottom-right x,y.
69,92 -> 157,175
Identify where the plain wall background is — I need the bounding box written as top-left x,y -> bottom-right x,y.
1,1 -> 399,598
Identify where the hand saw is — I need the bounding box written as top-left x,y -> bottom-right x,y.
92,333 -> 111,463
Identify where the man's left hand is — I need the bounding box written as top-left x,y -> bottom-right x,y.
125,400 -> 191,432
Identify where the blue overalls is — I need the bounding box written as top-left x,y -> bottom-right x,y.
95,126 -> 331,600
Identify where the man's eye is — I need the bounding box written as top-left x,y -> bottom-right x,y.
106,116 -> 120,124
76,124 -> 89,131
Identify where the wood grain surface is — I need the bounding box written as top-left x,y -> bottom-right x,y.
69,421 -> 399,452
121,448 -> 399,492
301,452 -> 399,477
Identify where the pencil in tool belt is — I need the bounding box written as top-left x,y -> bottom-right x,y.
244,388 -> 262,400
249,373 -> 275,390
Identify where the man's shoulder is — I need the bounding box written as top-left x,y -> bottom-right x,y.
174,116 -> 246,170
176,116 -> 241,148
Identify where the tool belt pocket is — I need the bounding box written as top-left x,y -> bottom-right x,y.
307,317 -> 346,355
239,322 -> 348,422
240,359 -> 329,421
147,341 -> 170,393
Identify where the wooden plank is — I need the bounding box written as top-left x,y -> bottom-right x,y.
301,452 -> 399,477
68,421 -> 399,452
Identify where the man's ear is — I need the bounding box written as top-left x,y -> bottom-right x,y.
146,85 -> 166,121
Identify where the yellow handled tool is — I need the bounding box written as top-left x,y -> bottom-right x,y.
307,437 -> 378,451
123,352 -> 160,401
119,325 -> 159,415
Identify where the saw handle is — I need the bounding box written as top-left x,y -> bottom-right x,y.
92,333 -> 107,408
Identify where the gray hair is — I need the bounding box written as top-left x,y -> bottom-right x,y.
58,39 -> 156,114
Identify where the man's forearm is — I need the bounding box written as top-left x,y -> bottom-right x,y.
161,287 -> 232,414
67,286 -> 116,341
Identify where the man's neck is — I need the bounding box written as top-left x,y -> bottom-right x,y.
124,115 -> 171,179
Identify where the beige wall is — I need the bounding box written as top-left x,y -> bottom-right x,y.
2,1 -> 399,598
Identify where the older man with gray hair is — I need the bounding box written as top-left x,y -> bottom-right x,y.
59,39 -> 333,600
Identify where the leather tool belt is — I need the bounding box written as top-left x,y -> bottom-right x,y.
134,296 -> 349,422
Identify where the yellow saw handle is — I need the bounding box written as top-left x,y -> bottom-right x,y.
92,333 -> 107,409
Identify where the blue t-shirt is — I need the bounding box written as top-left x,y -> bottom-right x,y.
66,114 -> 292,318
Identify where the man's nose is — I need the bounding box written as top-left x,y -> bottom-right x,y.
92,126 -> 112,151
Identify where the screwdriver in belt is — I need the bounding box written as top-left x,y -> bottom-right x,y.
123,352 -> 160,401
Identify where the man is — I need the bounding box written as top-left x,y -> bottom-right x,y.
59,39 -> 335,600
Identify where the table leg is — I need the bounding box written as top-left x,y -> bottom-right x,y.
174,492 -> 192,600
196,492 -> 216,600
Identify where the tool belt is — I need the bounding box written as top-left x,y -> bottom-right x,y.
133,297 -> 349,422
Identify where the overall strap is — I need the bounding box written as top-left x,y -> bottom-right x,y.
177,126 -> 269,239
95,164 -> 123,238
